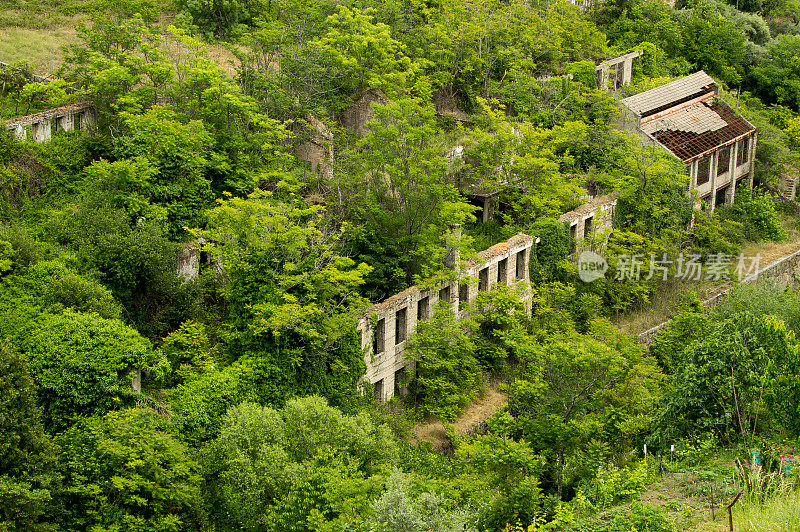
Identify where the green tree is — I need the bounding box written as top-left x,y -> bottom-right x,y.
679,1 -> 749,85
0,345 -> 59,531
508,321 -> 661,499
659,312 -> 800,442
58,408 -> 203,531
21,310 -> 166,432
407,303 -> 480,421
195,190 -> 371,405
207,398 -> 396,530
346,98 -> 475,297
751,34 -> 800,111
312,6 -> 418,101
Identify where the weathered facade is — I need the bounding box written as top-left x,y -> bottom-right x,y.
619,71 -> 757,211
341,89 -> 390,137
295,114 -> 334,180
596,50 -> 643,91
177,242 -> 200,284
4,101 -> 96,142
356,233 -> 535,403
559,193 -> 618,247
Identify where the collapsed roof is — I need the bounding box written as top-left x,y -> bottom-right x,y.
620,71 -> 756,161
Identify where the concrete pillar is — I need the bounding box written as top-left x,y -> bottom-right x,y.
132,368 -> 142,393
445,223 -> 461,271
32,121 -> 48,142
62,112 -> 74,132
748,131 -> 757,189
596,65 -> 609,90
79,109 -> 96,132
727,144 -> 737,205
708,150 -> 719,212
622,58 -> 634,85
12,123 -> 26,141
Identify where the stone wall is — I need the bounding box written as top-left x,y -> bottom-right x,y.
177,242 -> 200,284
357,233 -> 535,403
4,101 -> 96,142
559,193 -> 618,245
341,89 -> 390,137
295,114 -> 334,180
637,247 -> 800,346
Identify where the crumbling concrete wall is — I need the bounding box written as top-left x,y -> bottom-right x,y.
295,114 -> 334,180
357,233 -> 534,403
341,89 -> 390,137
4,101 -> 96,142
559,193 -> 618,246
177,242 -> 200,284
596,51 -> 643,90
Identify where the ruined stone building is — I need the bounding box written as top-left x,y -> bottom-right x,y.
596,51 -> 643,91
341,88 -> 390,137
558,193 -> 618,250
4,101 -> 96,142
294,114 -> 334,180
356,232 -> 535,403
619,71 -> 758,211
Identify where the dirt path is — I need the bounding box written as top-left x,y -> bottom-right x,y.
412,383 -> 508,448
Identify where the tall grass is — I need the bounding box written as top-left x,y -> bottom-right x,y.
732,490 -> 800,531
730,460 -> 800,531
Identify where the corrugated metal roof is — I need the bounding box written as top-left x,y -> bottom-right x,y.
621,71 -> 716,116
641,102 -> 727,136
648,99 -> 755,160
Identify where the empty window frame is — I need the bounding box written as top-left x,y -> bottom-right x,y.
478,268 -> 489,292
373,318 -> 385,355
395,308 -> 407,345
439,285 -> 451,305
374,379 -> 384,403
417,296 -> 429,322
569,223 -> 577,252
584,216 -> 593,239
459,283 -> 468,305
737,136 -> 750,166
394,367 -> 406,397
515,250 -> 526,280
715,186 -> 729,208
717,146 -> 731,175
497,258 -> 507,285
697,156 -> 711,185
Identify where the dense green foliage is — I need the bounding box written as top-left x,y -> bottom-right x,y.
2,0 -> 800,528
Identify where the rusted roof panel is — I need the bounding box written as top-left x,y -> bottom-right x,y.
648,99 -> 755,161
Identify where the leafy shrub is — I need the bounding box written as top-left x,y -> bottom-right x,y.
407,304 -> 480,421
609,502 -> 672,532
718,188 -> 786,242
58,408 -> 204,531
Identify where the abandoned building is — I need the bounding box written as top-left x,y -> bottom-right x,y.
596,50 -> 643,91
341,88 -> 390,137
619,71 -> 757,211
559,193 -> 618,251
4,101 -> 96,142
294,114 -> 334,180
357,232 -> 535,403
